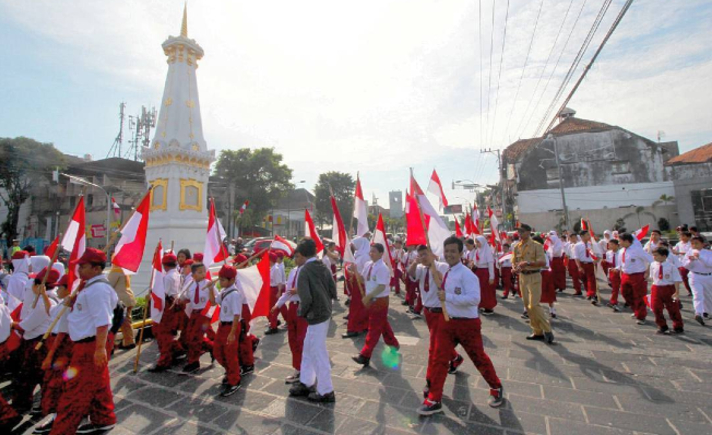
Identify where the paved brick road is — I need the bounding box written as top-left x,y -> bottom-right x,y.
9,281 -> 712,435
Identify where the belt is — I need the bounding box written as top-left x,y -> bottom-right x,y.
693,271 -> 712,276
289,301 -> 300,306
424,307 -> 442,313
166,295 -> 176,303
220,321 -> 233,325
75,336 -> 96,344
192,309 -> 206,314
622,272 -> 644,276
450,316 -> 476,321
521,270 -> 541,275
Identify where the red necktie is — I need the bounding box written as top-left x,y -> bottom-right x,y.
585,244 -> 590,258
476,252 -> 480,262
613,253 -> 616,267
622,249 -> 626,264
424,268 -> 430,293
367,264 -> 374,280
659,264 -> 663,280
441,270 -> 451,289
291,267 -> 299,288
194,283 -> 200,304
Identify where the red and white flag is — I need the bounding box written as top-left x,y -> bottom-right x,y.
237,250 -> 272,322
353,176 -> 369,237
634,224 -> 650,241
44,235 -> 60,259
455,218 -> 463,238
487,206 -> 501,248
411,174 -> 449,257
239,200 -> 249,215
271,234 -> 296,257
427,169 -> 449,208
61,196 -> 86,291
111,197 -> 121,222
472,204 -> 481,235
405,190 -> 427,247
113,190 -> 151,273
204,198 -> 229,266
371,213 -> 394,277
304,209 -> 324,254
149,242 -> 166,324
330,194 -> 356,264
498,252 -> 513,264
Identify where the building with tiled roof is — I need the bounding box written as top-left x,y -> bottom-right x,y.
666,141 -> 712,166
502,109 -> 681,232
665,141 -> 712,231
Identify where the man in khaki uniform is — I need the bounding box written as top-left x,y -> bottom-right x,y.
512,224 -> 554,344
108,262 -> 136,349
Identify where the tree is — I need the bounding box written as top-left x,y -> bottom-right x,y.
0,137 -> 66,243
313,171 -> 355,228
213,148 -> 293,233
623,206 -> 656,229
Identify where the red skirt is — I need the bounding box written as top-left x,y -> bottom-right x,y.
474,268 -> 497,310
540,270 -> 557,304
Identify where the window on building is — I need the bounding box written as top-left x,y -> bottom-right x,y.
610,161 -> 631,174
87,194 -> 94,206
69,196 -> 76,209
546,168 -> 559,181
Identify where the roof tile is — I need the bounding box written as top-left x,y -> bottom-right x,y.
665,142 -> 712,165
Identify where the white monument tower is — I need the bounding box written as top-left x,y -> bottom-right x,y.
138,5 -> 214,287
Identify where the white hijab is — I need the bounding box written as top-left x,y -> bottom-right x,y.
548,234 -> 563,255
474,235 -> 494,264
31,255 -> 51,274
11,256 -> 30,275
352,237 -> 371,272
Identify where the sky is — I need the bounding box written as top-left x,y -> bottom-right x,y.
1,0 -> 711,213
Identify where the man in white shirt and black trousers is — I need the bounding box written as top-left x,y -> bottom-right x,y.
50,248 -> 118,435
352,243 -> 400,367
417,236 -> 503,416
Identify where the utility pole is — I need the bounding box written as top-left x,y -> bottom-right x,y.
481,148 -> 507,229
548,134 -> 570,230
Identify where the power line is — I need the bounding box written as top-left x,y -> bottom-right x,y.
534,0 -> 614,136
486,0 -> 511,150
519,0 -> 589,140
478,0 -> 483,149
542,0 -> 636,135
484,0 -> 496,146
513,0 -> 576,140
500,0 -> 546,148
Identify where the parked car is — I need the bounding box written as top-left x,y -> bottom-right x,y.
244,237 -> 273,256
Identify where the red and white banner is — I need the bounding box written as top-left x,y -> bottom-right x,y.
634,224 -> 650,241
304,209 -> 324,254
353,176 -> 369,237
113,191 -> 151,273
203,198 -> 229,266
487,206 -> 501,248
239,200 -> 249,215
454,218 -> 463,238
62,196 -> 86,291
427,169 -> 449,208
330,194 -> 356,264
150,242 -> 166,324
271,234 -> 296,257
371,213 -> 394,277
238,251 -> 272,322
411,174 -> 450,257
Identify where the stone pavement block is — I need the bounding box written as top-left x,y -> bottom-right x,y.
542,385 -> 619,409
211,410 -> 282,435
505,394 -> 586,421
127,385 -> 185,407
114,404 -> 177,434
358,400 -> 426,433
150,420 -> 220,435
467,405 -> 547,434
165,396 -> 231,424
422,413 -> 505,435
616,395 -> 709,423
583,406 -> 676,435
303,408 -> 349,433
271,424 -> 322,435
548,417 -> 637,435
261,397 -> 324,425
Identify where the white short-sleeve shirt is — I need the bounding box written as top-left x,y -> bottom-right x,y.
67,276 -> 115,342
216,283 -> 245,322
364,259 -> 390,298
416,261 -> 449,309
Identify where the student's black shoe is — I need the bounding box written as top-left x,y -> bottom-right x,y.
417,399 -> 443,416
252,337 -> 260,352
636,319 -> 646,325
264,328 -> 279,335
33,416 -> 55,434
520,312 -> 529,319
481,308 -> 494,316
341,331 -> 359,339
526,334 -> 545,341
147,365 -> 170,373
118,343 -> 136,350
656,328 -> 670,335
448,355 -> 464,374
694,315 -> 705,326
352,354 -> 370,366
75,422 -> 117,434
488,387 -> 504,408
289,382 -> 314,397
285,371 -> 301,384
401,300 -> 408,306
544,331 -> 555,344
182,362 -> 200,374
220,383 -> 241,397
673,327 -> 685,334
240,365 -> 254,376
308,391 -> 336,403
501,294 -> 509,300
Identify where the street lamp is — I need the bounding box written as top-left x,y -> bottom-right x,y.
62,173 -> 112,246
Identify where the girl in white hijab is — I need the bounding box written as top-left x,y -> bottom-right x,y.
343,236 -> 371,338
6,251 -> 31,311
474,235 -> 497,314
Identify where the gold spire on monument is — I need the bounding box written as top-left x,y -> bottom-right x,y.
181,3 -> 188,38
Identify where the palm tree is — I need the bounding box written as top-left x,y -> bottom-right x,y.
623,206 -> 656,228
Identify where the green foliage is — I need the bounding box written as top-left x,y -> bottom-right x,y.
313,171 -> 354,227
214,148 -> 293,227
0,137 -> 66,242
658,217 -> 671,232
613,218 -> 626,232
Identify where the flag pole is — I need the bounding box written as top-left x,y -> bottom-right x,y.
134,240 -> 161,373
32,233 -> 63,311
411,168 -> 450,322
332,184 -> 365,298
348,172 -> 358,238
170,241 -> 175,253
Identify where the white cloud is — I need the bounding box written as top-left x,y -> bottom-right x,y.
1,0 -> 710,211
